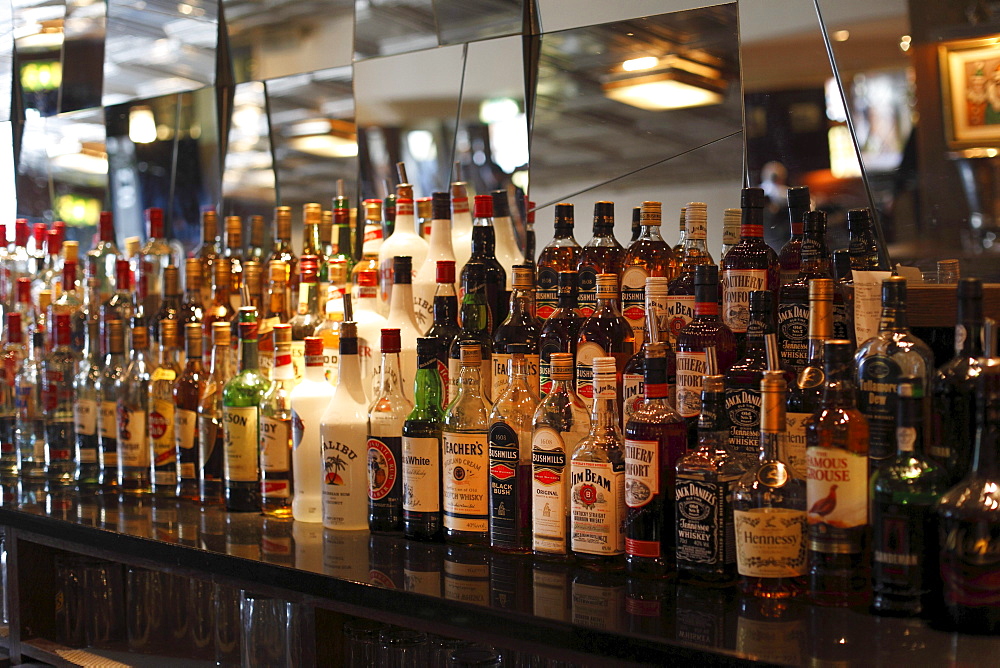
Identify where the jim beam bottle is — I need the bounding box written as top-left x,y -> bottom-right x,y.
665,201 -> 713,347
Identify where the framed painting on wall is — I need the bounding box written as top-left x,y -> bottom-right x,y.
940,36 -> 1000,150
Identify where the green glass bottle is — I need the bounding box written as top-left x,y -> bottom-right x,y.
402,337 -> 446,541
223,307 -> 272,512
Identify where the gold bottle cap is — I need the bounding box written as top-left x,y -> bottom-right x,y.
124,236 -> 141,259
460,344 -> 482,366
760,370 -> 787,433
62,240 -> 79,263
214,257 -> 231,284
363,199 -> 382,222
303,203 -> 322,227
275,206 -> 292,240
417,198 -> 432,220
161,318 -> 179,347
185,258 -> 202,290
592,356 -> 616,376
244,259 -> 262,286
723,208 -> 741,230
550,352 -> 574,379
808,278 -> 833,301
678,206 -> 686,232
249,215 -> 265,246
272,323 -> 292,346
133,325 -> 149,349
269,260 -> 288,283
163,265 -> 180,297
38,289 -> 52,312
202,210 -> 219,241
512,265 -> 534,289
319,210 -> 333,243
225,216 -> 242,247
107,319 -> 125,352
640,201 -> 662,226
596,273 -> 618,296
185,322 -> 202,357
212,320 -> 231,346
645,276 -> 669,298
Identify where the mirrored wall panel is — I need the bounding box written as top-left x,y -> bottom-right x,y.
172,85 -> 221,251
16,114 -> 55,217
60,0 -> 105,112
14,0 -> 65,117
221,80 -> 275,219
354,0 -> 437,61
48,106 -> 107,245
434,0 -> 522,46
0,0 -> 14,121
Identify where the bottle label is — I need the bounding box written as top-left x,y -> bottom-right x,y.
577,268 -> 598,318
402,436 -> 440,512
940,520 -> 1000,607
675,476 -> 738,567
151,367 -> 176,382
532,427 -> 568,554
622,373 -> 643,418
79,446 -> 97,464
777,302 -> 809,371
261,416 -> 291,472
100,401 -> 117,438
624,439 -> 658,508
536,266 -> 559,319
489,421 -> 521,547
725,387 -> 762,460
721,269 -> 768,334
117,407 -> 149,468
322,347 -> 339,385
448,357 -> 461,406
174,407 -> 197,453
539,356 -> 553,396
664,295 -> 695,345
491,353 -> 541,401
675,351 -> 707,418
321,429 -> 363,525
575,341 -> 606,409
74,399 -> 97,436
367,436 -> 400,501
857,355 -> 901,464
806,446 -> 868,553
872,501 -> 930,598
572,580 -> 625,631
150,398 -> 175,466
442,431 -> 489,532
833,303 -> 851,340
290,340 -> 306,385
779,268 -> 799,288
620,266 -> 649,346
437,358 -> 450,410
734,508 -> 807,578
223,406 -> 259,483
570,460 -> 625,556
783,412 -> 811,481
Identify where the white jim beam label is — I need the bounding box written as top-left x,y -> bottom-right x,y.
721,269 -> 767,334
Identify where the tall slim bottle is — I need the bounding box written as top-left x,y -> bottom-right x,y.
672,206 -> 686,255
539,270 -> 582,395
462,195 -> 508,333
402,338 -> 446,541
0,313 -> 24,480
449,263 -> 493,404
88,211 -> 120,301
665,201 -> 714,347
621,201 -> 676,351
492,265 -> 541,398
288,256 -> 322,384
195,209 -> 221,307
149,319 -> 181,496
535,204 -> 581,320
98,320 -> 127,488
491,189 -> 526,278
426,260 -> 460,408
621,277 -> 673,419
174,323 -> 205,500
290,336 -> 335,523
15,331 -> 45,484
260,324 -> 295,518
413,192 -> 456,333
382,256 -> 420,401
42,312 -> 79,485
198,322 -> 231,504
117,324 -> 153,494
576,202 -> 624,319
778,186 -> 809,287
451,175 -> 474,276
267,206 -> 298,306
140,207 -> 175,317
223,215 -> 245,312
575,273 -> 634,412
369,328 -> 413,534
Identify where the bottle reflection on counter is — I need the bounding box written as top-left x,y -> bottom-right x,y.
320,527 -> 367,582
673,582 -> 737,651
625,575 -> 674,638
369,533 -> 405,590
260,516 -> 294,567
404,541 -> 443,598
532,560 -> 571,622
571,568 -> 625,632
489,551 -> 532,612
736,597 -> 806,666
444,545 -> 490,607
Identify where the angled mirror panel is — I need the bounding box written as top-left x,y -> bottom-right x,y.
355,44 -> 464,198
538,0 -> 727,34
354,0 -> 438,61
60,0 -> 105,112
48,106 -> 107,249
222,81 -> 275,221
173,85 -> 221,252
0,0 -> 13,121
224,0 -> 353,83
433,0 -> 522,46
15,0 -> 66,118
0,122 -> 14,227
15,114 -> 54,218
103,0 -> 218,106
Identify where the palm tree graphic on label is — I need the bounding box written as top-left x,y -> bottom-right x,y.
325,454 -> 347,485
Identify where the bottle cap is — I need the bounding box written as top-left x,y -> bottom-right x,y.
432,191 -> 451,220
958,277 -> 983,302
473,195 -> 493,219
214,257 -> 231,284
340,321 -> 357,341
416,198 -> 432,222
808,278 -> 834,301
250,215 -> 266,246
416,337 -> 437,356
38,289 -> 52,312
694,264 -> 718,286
5,312 -> 21,343
303,203 -> 321,225
847,208 -> 872,230
225,215 -> 242,241
272,323 -> 291,346
592,356 -> 616,376
436,260 -> 456,284
723,208 -> 741,230
143,207 -> 162,238
512,264 -> 533,289
46,229 -> 60,255
803,210 -> 826,234
831,249 -> 850,281
32,222 -> 47,247
98,212 -> 114,242
201,209 -> 218,241
133,325 -> 149,349
185,322 -> 202,355
62,239 -> 78,262
550,352 -> 573,378
381,328 -> 401,354
678,206 -> 687,232
897,376 -> 922,399
460,344 -> 481,366
299,256 -> 318,283
554,203 -> 574,230
115,258 -> 132,290
937,259 -> 960,277
275,206 -> 292,238
685,202 -> 707,229
269,260 -> 287,283
185,258 -> 202,289
741,187 -> 766,208
596,273 -> 618,297
62,259 -> 77,287
787,186 -> 810,209
212,320 -> 231,346
645,276 -> 669,298
592,201 -> 615,228
640,201 -> 662,226
243,261 -> 262,296
163,264 -> 180,296
299,335 -> 321,358
506,342 -> 528,355
16,277 -> 30,303
491,190 -> 510,218
393,256 -> 412,284
881,276 -> 906,308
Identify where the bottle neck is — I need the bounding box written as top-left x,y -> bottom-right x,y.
429,217 -> 453,252
823,363 -> 858,406
471,225 -> 496,257
508,288 -> 533,321
639,224 -> 664,242
456,365 -> 486,402
337,337 -> 364,395
693,285 -> 719,320
590,372 -> 620,433
433,286 -> 458,327
460,293 -> 488,334
389,282 -> 416,324
974,401 -> 1000,475
376,350 -> 406,400
595,292 -> 624,318
878,304 -> 908,332
239,337 -> 258,373
299,280 -> 319,316
741,207 -> 764,239
799,231 -> 831,274
758,431 -> 783,463
958,296 -> 985,357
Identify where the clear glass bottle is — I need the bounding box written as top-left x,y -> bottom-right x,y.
535,203 -> 581,320
198,321 -> 231,505
778,186 -> 809,287
15,331 -> 45,484
98,319 -> 127,488
451,176 -> 474,276
290,335 -> 335,523
150,319 -> 181,496
576,201 -> 625,319
151,264 -> 181,353
539,270 -> 582,396
195,209 -> 221,307
247,214 -> 267,262
101,258 -> 135,347
117,324 -> 153,494
267,206 -> 299,306
402,337 -> 446,541
622,277 -> 674,419
288,256 -> 322,384
492,265 -> 541,398
87,211 -> 120,301
42,312 -> 80,485
413,191 -> 456,333
672,205 -> 686,255
140,207 -> 176,318
575,273 -> 634,413
350,200 -> 383,310
174,323 -> 205,500
621,201 -> 677,351
260,324 -> 295,518
0,312 -> 26,480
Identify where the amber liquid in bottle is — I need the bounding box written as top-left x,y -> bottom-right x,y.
174,323 -> 205,500
536,203 -> 581,320
575,274 -> 634,415
576,202 -> 625,319
620,201 -> 677,351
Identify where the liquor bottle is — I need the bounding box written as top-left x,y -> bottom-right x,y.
98,319 -> 127,488
531,352 -> 590,559
665,201 -> 714,346
525,199 -> 537,267
575,273 -> 634,412
805,340 -> 870,606
462,195 -> 508,333
259,324 -> 294,518
539,270 -> 582,396
676,351 -> 743,583
195,209 -> 221,307
733,370 -> 807,599
198,321 -> 231,505
140,207 -> 175,317
675,264 -> 738,445
267,206 -> 299,305
492,265 -> 541,398
290,336 -> 335,523
721,188 -> 780,356
413,192 -> 456,333
42,312 -> 79,485
150,264 -> 180,352
319,321 -> 369,530
626,205 -> 640,243
247,214 -> 266,262
621,201 -> 676,351
368,328 -> 412,534
312,286 -> 342,386
180,258 -> 205,355
88,211 -> 120,300
222,307 -> 271,512
488,343 -> 540,553
536,203 -> 581,320
402,337 -> 445,541
570,356 -> 625,568
174,323 -> 205,500
871,377 -> 949,616
380,189 -> 429,314
150,319 -> 181,496
352,268 -> 388,403
937,258 -> 961,283
491,189 -> 526,279
937,358 -> 1000,634
0,313 -> 24,480
117,324 -> 153,494
301,203 -> 321,261
847,208 -> 881,271
672,206 -> 686,255
15,331 -> 45,484
379,256 -> 420,401
12,277 -> 34,336
451,172 -> 474,276
855,277 -> 934,471
33,228 -> 58,306
576,201 -> 625,319
260,260 -> 289,375
785,279 -> 833,480
351,200 -> 383,309
288,256 -> 322,384
933,279 -> 986,483
449,263 -> 493,404
52,259 -> 84,348
442,344 -> 492,545
223,215 -> 244,312
101,258 -> 135,344
778,186 -> 809,287
624,342 -> 686,574
203,258 -> 236,351
622,277 -> 672,419
426,260 -> 460,408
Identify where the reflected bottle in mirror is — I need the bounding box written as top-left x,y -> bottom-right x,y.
195,210 -> 220,307
620,201 -> 676,352
539,270 -> 582,396
778,186 -> 809,288
492,265 -> 541,399
575,273 -> 634,416
665,201 -> 713,348
174,323 -> 205,501
576,201 -> 625,319
223,215 -> 245,312
425,261 -> 460,409
535,203 -> 581,320
465,195 -> 508,334
267,206 -> 299,305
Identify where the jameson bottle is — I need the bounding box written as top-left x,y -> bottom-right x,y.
259,325 -> 295,518
532,353 -> 590,559
149,319 -> 181,496
576,201 -> 625,318
621,201 -> 676,351
624,343 -> 686,575
538,270 -> 582,396
536,204 -> 581,320
570,357 -> 626,569
778,186 -> 809,287
174,323 -> 205,500
198,322 -> 231,504
492,265 -> 541,398
871,377 -> 949,616
489,343 -> 540,553
933,278 -> 986,483
449,263 -> 493,404
402,338 -> 445,541
117,324 -> 153,494
42,312 -> 79,485
99,319 -> 127,488
937,359 -> 1000,634
733,371 -> 807,599
575,273 -> 634,412
855,277 -> 934,471
443,344 -> 492,545
721,188 -> 780,357
222,308 -> 271,512
805,340 -> 871,607
785,279 -> 833,480
426,260 -> 460,408
666,201 -> 713,347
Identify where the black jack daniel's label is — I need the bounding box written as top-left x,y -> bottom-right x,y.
675,477 -> 737,569
725,387 -> 762,460
777,303 -> 808,371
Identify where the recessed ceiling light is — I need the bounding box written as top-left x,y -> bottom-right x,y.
832,30 -> 850,42
622,56 -> 658,72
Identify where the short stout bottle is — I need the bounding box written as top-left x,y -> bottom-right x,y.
805,340 -> 871,606
535,203 -> 581,320
488,343 -> 540,552
621,201 -> 676,351
290,336 -> 335,523
576,202 -> 624,318
531,353 -> 590,559
871,377 -> 948,616
41,312 -> 79,485
734,371 -> 807,598
570,357 -> 626,569
624,343 -> 685,575
443,344 -> 492,545
575,273 -> 633,413
492,265 -> 541,398
174,323 -> 205,500
402,338 -> 446,541
538,270 -> 582,396
259,325 -> 295,518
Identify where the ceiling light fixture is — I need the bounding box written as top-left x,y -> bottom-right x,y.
832,30 -> 850,42
128,106 -> 157,144
603,55 -> 726,111
622,56 -> 658,72
286,119 -> 358,158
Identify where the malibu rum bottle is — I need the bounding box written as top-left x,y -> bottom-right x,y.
290,336 -> 335,523
576,201 -> 624,319
536,203 -> 581,320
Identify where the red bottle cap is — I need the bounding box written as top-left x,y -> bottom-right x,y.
14,219 -> 28,247
47,228 -> 61,255
380,328 -> 401,354
32,223 -> 47,247
63,260 -> 77,288
16,277 -> 30,304
304,336 -> 324,357
436,260 -> 455,284
99,211 -> 114,243
54,313 -> 71,345
356,270 -> 377,287
146,207 -> 164,238
473,195 -> 493,219
115,258 -> 132,291
527,200 -> 536,225
6,312 -> 21,344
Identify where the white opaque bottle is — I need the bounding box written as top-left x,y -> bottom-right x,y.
491,190 -> 525,289
352,268 -> 388,404
451,178 -> 474,279
379,196 -> 428,316
376,256 -> 419,402
413,192 -> 456,334
290,337 -> 335,522
319,321 -> 369,530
